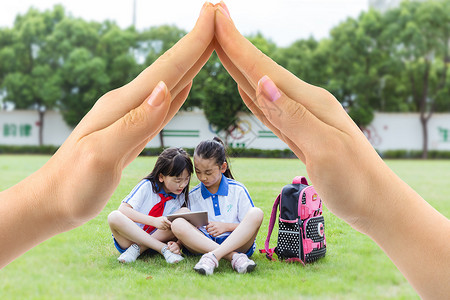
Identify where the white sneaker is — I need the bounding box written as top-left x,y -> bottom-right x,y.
118,244 -> 140,263
231,253 -> 256,274
193,252 -> 219,275
162,246 -> 184,264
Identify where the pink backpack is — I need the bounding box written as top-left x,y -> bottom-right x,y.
260,176 -> 326,264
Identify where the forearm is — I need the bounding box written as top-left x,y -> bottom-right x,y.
364,165 -> 450,299
0,168 -> 68,268
118,204 -> 155,226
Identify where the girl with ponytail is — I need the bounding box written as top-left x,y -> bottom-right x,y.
171,137 -> 264,276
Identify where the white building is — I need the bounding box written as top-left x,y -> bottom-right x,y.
0,109 -> 287,150
1,110 -> 450,152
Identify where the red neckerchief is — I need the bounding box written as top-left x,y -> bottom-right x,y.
142,193 -> 173,233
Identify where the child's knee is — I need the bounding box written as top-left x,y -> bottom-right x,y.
171,217 -> 190,237
248,207 -> 264,225
107,210 -> 124,226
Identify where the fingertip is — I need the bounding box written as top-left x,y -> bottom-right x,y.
219,1 -> 230,16
216,4 -> 231,21
200,1 -> 214,16
192,2 -> 215,43
200,2 -> 208,16
147,81 -> 168,107
258,75 -> 281,102
216,2 -> 231,19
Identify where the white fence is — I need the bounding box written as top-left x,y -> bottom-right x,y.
363,113 -> 450,151
1,110 -> 450,151
0,110 -> 72,146
0,109 -> 287,150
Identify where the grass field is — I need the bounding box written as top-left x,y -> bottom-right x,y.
1,155 -> 449,299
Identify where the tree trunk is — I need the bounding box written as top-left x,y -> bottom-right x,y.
419,61 -> 431,159
420,114 -> 428,159
420,40 -> 450,159
159,130 -> 165,148
38,109 -> 45,146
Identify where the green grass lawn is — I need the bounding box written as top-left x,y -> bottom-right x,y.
1,155 -> 449,299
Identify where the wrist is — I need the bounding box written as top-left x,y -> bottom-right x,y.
26,168 -> 70,230
148,216 -> 157,227
227,222 -> 238,232
355,164 -> 414,238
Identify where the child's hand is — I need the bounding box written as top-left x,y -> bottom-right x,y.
154,217 -> 172,231
167,241 -> 181,255
206,221 -> 230,237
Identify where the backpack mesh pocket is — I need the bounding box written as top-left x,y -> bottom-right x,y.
275,221 -> 301,259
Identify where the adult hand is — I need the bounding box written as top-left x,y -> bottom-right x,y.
214,2 -> 383,231
213,2 -> 450,299
0,2 -> 216,268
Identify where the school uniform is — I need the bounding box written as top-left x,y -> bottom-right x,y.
122,179 -> 185,230
113,179 -> 185,254
188,174 -> 256,256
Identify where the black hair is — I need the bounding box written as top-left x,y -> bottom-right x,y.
144,147 -> 193,204
194,137 -> 234,179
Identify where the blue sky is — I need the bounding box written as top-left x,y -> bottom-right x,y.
0,0 -> 368,47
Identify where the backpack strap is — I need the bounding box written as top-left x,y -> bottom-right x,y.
293,176 -> 308,185
259,194 -> 281,261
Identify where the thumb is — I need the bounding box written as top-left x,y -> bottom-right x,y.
256,76 -> 328,156
90,81 -> 171,164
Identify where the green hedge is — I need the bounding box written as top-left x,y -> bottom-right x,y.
141,147 -> 296,158
2,145 -> 450,159
380,150 -> 450,159
0,145 -> 59,155
0,145 -> 296,158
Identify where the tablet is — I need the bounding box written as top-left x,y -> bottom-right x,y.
167,211 -> 208,227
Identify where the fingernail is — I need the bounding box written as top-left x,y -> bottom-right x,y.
217,4 -> 231,20
200,2 -> 211,16
258,76 -> 281,102
219,1 -> 231,17
147,81 -> 166,107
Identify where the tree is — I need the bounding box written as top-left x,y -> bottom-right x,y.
1,8 -> 189,147
59,48 -> 110,126
0,28 -> 17,89
274,37 -> 330,87
139,25 -> 187,65
186,33 -> 277,144
200,52 -> 245,142
97,23 -> 139,89
44,17 -> 139,126
0,6 -> 65,145
137,25 -> 187,147
382,0 -> 450,158
47,18 -> 138,127
325,9 -> 391,128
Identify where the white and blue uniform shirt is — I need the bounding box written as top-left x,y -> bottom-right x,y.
188,174 -> 254,237
122,179 -> 185,230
